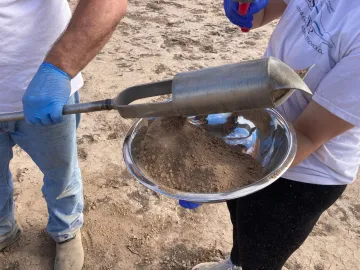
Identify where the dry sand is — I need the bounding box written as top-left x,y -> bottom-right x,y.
134,116 -> 264,193
1,0 -> 360,269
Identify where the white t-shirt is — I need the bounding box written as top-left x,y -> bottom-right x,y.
0,0 -> 83,114
265,0 -> 360,185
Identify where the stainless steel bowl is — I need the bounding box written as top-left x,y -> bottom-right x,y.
123,109 -> 296,203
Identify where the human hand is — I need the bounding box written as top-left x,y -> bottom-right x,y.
22,62 -> 71,126
224,0 -> 268,29
179,200 -> 201,209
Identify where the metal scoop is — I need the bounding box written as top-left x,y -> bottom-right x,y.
0,57 -> 312,123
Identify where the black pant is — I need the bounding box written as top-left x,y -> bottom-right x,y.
227,178 -> 346,270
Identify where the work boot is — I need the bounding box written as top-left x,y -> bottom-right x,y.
192,258 -> 242,270
0,222 -> 21,251
54,230 -> 84,270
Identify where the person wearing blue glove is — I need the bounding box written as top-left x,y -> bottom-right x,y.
223,0 -> 268,30
0,0 -> 127,269
194,0 -> 360,269
22,62 -> 72,126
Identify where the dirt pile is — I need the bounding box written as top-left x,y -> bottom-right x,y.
133,116 -> 264,193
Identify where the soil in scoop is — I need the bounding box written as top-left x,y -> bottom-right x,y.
133,116 -> 264,193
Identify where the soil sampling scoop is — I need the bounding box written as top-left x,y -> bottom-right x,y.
0,57 -> 312,123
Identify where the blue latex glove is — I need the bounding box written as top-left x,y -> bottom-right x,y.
22,62 -> 71,126
179,200 -> 201,209
224,0 -> 269,29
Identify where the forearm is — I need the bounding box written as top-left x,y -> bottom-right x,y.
252,0 -> 287,29
252,10 -> 265,29
290,128 -> 318,168
289,100 -> 354,168
45,0 -> 127,78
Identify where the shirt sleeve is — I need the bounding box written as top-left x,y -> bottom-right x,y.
312,48 -> 360,127
283,0 -> 290,4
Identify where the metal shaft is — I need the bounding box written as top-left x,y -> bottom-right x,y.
0,99 -> 113,123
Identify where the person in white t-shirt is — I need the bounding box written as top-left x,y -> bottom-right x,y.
193,0 -> 360,269
0,1 -> 127,269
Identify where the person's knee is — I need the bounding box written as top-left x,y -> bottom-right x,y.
42,166 -> 82,199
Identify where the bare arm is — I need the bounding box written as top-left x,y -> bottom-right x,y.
45,0 -> 127,78
290,101 -> 354,168
252,0 -> 287,29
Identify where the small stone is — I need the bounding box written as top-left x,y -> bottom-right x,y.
91,205 -> 96,210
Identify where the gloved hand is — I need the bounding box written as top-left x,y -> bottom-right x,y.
224,0 -> 269,29
22,62 -> 71,126
179,200 -> 201,209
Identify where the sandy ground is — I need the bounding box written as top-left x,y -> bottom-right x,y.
1,0 -> 360,269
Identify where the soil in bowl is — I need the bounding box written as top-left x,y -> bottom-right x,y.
132,116 -> 264,193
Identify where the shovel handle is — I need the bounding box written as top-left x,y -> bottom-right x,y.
238,2 -> 251,32
238,2 -> 250,15
0,99 -> 113,123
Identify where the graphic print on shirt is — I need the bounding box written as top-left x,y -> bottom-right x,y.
298,0 -> 336,54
